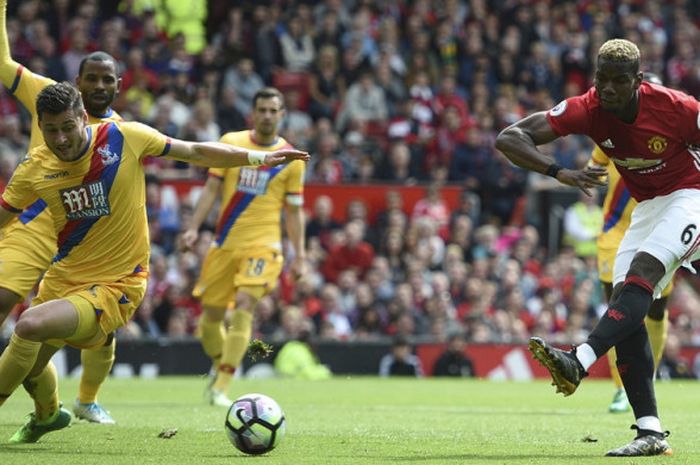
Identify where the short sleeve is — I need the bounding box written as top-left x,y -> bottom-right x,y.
1,156 -> 37,212
285,160 -> 305,206
10,67 -> 55,110
546,93 -> 593,137
120,121 -> 171,160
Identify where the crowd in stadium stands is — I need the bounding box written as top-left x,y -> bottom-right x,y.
1,1 -> 700,364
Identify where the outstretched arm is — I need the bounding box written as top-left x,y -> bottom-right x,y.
164,139 -> 309,168
0,0 -> 22,88
495,111 -> 606,195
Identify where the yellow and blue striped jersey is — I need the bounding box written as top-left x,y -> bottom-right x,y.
209,130 -> 304,251
4,65 -> 123,234
1,121 -> 170,284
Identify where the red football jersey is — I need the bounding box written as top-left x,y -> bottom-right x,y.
546,82 -> 700,201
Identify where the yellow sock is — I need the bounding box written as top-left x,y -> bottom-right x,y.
212,310 -> 253,393
198,315 -> 225,369
78,338 -> 116,404
607,348 -> 623,389
645,313 -> 669,370
23,362 -> 59,422
0,333 -> 41,406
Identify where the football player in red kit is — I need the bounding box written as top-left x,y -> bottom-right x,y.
495,38 -> 700,457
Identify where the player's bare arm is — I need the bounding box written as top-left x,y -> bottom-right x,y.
165,139 -> 309,168
495,111 -> 607,196
180,175 -> 222,250
0,0 -> 22,86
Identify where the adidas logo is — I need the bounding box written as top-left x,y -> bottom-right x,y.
487,348 -> 533,381
600,139 -> 615,149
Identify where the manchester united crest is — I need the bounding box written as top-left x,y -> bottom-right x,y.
647,135 -> 667,154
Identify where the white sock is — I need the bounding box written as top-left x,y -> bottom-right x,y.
637,416 -> 662,433
575,343 -> 597,371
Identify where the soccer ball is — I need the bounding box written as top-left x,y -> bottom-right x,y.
225,393 -> 286,455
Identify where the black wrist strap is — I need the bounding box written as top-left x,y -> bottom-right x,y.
545,163 -> 563,178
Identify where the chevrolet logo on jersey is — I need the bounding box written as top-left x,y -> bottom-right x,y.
610,157 -> 663,170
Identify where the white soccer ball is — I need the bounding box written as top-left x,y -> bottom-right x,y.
225,393 -> 286,455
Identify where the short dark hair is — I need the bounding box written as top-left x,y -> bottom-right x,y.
78,51 -> 120,76
252,87 -> 285,109
36,81 -> 84,121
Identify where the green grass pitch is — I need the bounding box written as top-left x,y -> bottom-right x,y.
0,376 -> 698,464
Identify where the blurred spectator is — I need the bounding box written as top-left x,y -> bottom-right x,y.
481,152 -> 528,225
221,57 -> 264,118
157,0 -> 207,55
308,44 -> 346,121
314,10 -> 343,50
305,194 -> 342,251
322,220 -> 375,283
274,314 -> 332,380
377,141 -> 419,183
121,46 -> 159,94
319,283 -> 352,339
62,21 -> 92,80
378,336 -> 423,377
335,70 -> 387,132
373,58 -> 406,118
0,114 -> 27,157
179,98 -> 221,142
432,333 -> 475,377
246,6 -> 277,83
279,14 -> 315,72
412,183 -> 450,231
281,89 -> 313,148
448,126 -> 491,188
336,130 -> 365,180
216,85 -> 247,134
426,105 -> 468,173
563,190 -> 603,259
307,131 -> 343,184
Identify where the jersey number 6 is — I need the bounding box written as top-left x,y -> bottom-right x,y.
681,224 -> 697,245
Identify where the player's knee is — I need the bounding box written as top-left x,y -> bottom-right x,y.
14,314 -> 45,341
235,292 -> 259,312
627,252 -> 665,287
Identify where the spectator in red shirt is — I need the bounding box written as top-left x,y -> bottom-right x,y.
322,220 -> 375,283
